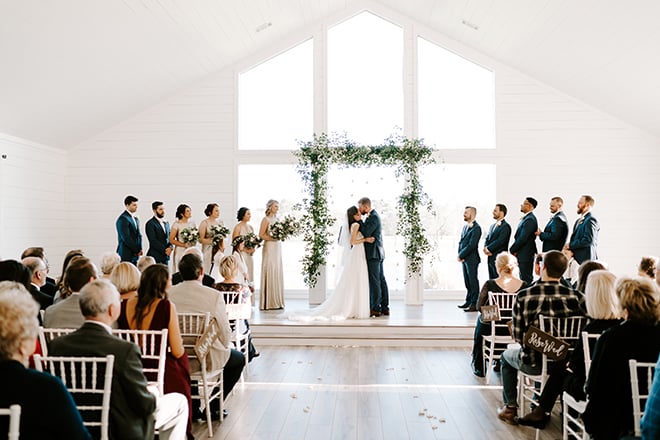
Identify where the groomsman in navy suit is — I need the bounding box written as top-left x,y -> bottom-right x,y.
483,204 -> 512,279
115,195 -> 142,264
458,206 -> 482,312
509,197 -> 538,284
535,196 -> 569,252
566,195 -> 599,264
145,201 -> 172,265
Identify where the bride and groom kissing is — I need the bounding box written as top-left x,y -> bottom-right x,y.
286,197 -> 389,321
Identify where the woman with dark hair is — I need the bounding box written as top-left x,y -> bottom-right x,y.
638,256 -> 658,279
232,207 -> 256,291
198,203 -> 224,275
54,249 -> 84,301
169,204 -> 196,272
118,264 -> 193,438
576,260 -> 606,293
285,206 -> 374,321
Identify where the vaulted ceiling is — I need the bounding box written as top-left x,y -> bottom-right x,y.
1,0 -> 658,149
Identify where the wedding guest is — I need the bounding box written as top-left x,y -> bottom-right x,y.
199,203 -> 225,275
99,252 -> 121,279
576,260 -> 606,293
172,247 -> 216,288
21,256 -> 53,310
518,270 -> 623,429
109,262 -> 141,301
562,247 -> 580,287
54,249 -> 84,302
44,257 -> 98,328
259,199 -> 284,310
0,282 -> 90,439
0,260 -> 46,321
20,247 -> 57,297
583,277 -> 660,439
642,353 -> 660,439
137,255 -> 156,272
638,256 -> 658,279
118,264 -> 194,438
169,204 -> 196,272
471,252 -> 526,377
232,207 -> 256,285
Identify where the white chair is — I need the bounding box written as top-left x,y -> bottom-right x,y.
113,328 -> 168,394
0,404 -> 20,440
178,312 -> 224,437
481,291 -> 516,384
38,327 -> 76,356
224,294 -> 252,380
33,354 -> 114,440
629,359 -> 656,437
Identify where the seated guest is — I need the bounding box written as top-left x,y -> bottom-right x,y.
172,247 -> 215,287
99,252 -> 121,279
137,255 -> 156,272
518,270 -> 623,428
109,261 -> 141,301
20,246 -> 57,297
49,279 -> 188,440
562,247 -> 580,288
22,256 -> 54,310
118,264 -> 194,438
44,257 -> 97,328
638,255 -> 658,279
576,260 -> 606,293
0,281 -> 90,439
53,249 -> 84,302
0,259 -> 50,314
642,353 -> 660,439
496,250 -> 586,424
471,252 -> 526,377
583,277 -> 660,440
169,254 -> 244,416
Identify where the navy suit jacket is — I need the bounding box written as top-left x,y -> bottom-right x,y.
116,211 -> 142,263
569,212 -> 599,264
145,216 -> 171,264
484,219 -> 511,258
359,209 -> 385,261
458,222 -> 482,263
539,211 -> 568,252
509,212 -> 538,262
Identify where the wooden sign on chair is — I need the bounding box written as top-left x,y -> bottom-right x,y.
480,304 -> 501,322
524,326 -> 571,360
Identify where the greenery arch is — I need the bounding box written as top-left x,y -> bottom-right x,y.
294,132 -> 436,287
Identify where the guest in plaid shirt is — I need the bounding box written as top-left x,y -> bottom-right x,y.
496,250 -> 586,425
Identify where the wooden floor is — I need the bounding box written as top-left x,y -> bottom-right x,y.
193,346 -> 563,439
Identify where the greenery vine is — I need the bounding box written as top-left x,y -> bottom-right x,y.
295,132 -> 435,288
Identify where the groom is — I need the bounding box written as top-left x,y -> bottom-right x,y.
358,197 -> 389,317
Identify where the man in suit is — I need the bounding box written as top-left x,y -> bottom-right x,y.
43,257 -> 97,328
535,196 -> 568,252
566,195 -> 600,264
358,197 -> 389,317
49,279 -> 188,440
483,204 -> 512,279
145,201 -> 172,265
509,197 -> 539,284
116,195 -> 143,264
458,206 -> 482,312
21,256 -> 53,311
171,247 -> 215,287
20,247 -> 57,297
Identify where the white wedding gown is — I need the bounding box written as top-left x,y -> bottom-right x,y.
286,236 -> 370,321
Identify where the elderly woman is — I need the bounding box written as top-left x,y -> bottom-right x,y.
583,277 -> 660,439
109,262 -> 141,301
99,252 -> 121,279
0,281 -> 90,439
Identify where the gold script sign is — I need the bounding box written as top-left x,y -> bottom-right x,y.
523,326 -> 570,361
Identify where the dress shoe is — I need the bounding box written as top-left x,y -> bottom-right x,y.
463,305 -> 477,312
517,406 -> 550,429
472,367 -> 485,378
497,406 -> 518,425
382,309 -> 390,316
492,360 -> 501,372
457,302 -> 470,308
370,310 -> 381,317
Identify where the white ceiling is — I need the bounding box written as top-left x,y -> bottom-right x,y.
1,0 -> 658,149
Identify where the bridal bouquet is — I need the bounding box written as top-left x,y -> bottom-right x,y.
242,232 -> 263,249
269,215 -> 301,241
210,224 -> 230,247
180,227 -> 199,245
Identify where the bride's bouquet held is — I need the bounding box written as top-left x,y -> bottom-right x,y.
269,215 -> 301,241
180,227 -> 199,245
210,224 -> 230,247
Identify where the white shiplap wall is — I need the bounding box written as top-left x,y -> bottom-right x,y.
0,133 -> 67,267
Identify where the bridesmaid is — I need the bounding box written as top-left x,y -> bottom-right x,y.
232,207 -> 255,287
169,204 -> 196,272
259,200 -> 284,310
199,203 -> 224,275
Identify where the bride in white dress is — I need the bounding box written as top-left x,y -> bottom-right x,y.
286,206 -> 373,321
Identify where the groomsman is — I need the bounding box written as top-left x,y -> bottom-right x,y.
535,196 -> 568,252
145,201 -> 172,265
458,206 -> 482,312
116,195 -> 142,264
483,204 -> 512,279
509,197 -> 538,284
566,195 -> 599,264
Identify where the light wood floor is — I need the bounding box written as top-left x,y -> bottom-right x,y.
193,346 -> 563,439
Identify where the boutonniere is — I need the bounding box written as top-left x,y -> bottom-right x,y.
496,221 -> 502,227
578,218 -> 584,225
134,216 -> 139,221
467,222 -> 474,229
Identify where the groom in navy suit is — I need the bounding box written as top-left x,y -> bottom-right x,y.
483,204 -> 512,279
458,206 -> 482,312
145,201 -> 172,265
509,197 -> 538,284
566,195 -> 599,264
116,195 -> 142,264
358,197 -> 389,317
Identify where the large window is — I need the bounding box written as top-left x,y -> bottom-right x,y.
238,40 -> 313,150
328,12 -> 403,144
418,37 -> 495,149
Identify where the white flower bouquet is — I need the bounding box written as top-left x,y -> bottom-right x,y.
210,224 -> 230,247
268,215 -> 301,241
180,227 -> 199,244
242,232 -> 263,249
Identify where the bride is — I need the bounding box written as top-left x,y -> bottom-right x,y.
286,206 -> 373,321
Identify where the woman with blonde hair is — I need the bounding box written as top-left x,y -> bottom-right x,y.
259,199 -> 284,310
109,262 -> 141,301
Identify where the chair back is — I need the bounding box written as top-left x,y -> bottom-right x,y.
629,359 -> 656,437
33,354 -> 114,440
581,331 -> 601,374
487,292 -> 517,331
38,327 -> 76,356
178,312 -> 210,369
0,405 -> 21,440
113,329 -> 168,394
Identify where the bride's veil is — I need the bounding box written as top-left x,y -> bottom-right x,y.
334,216 -> 351,285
